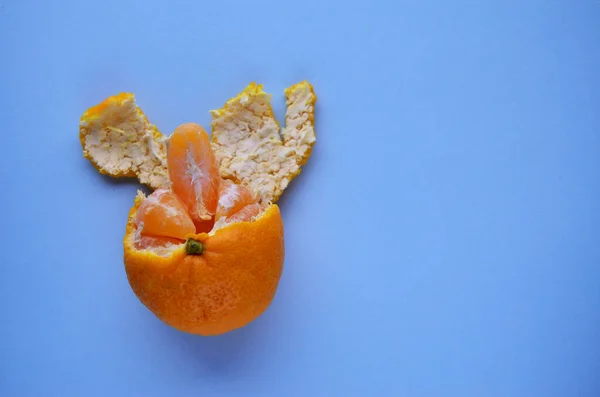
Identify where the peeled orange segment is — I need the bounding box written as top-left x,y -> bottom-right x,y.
213,203 -> 263,232
215,179 -> 256,221
210,81 -> 316,204
79,82 -> 317,336
79,93 -> 170,190
135,189 -> 195,240
168,123 -> 220,221
227,203 -> 262,223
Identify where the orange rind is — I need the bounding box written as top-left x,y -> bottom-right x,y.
211,81 -> 317,203
124,192 -> 284,336
79,93 -> 170,190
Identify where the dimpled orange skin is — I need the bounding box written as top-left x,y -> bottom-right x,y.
123,196 -> 285,336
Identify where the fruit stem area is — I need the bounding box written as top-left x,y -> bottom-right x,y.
185,239 -> 204,255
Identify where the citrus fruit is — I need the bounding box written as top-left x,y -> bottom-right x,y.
79,81 -> 316,336
124,121 -> 283,335
124,195 -> 284,335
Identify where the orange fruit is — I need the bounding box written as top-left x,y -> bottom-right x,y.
134,188 -> 195,240
124,195 -> 284,336
122,122 -> 285,336
215,179 -> 256,221
80,82 -> 317,336
167,123 -> 220,221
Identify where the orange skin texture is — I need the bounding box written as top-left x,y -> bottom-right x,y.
124,197 -> 285,336
82,92 -> 132,118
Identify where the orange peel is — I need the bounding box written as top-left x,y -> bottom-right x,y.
211,81 -> 317,203
79,93 -> 170,190
124,193 -> 284,335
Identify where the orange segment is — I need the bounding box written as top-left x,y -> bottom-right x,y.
215,179 -> 256,221
226,203 -> 262,224
135,189 -> 195,240
167,123 -> 220,221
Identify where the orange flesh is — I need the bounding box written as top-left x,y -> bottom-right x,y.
226,203 -> 262,223
215,179 -> 256,221
135,235 -> 184,250
194,218 -> 216,234
135,189 -> 195,239
167,123 -> 220,221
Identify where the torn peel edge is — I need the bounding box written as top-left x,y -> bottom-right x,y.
284,80 -> 317,169
209,80 -> 317,204
79,93 -> 170,191
79,94 -> 136,178
210,82 -> 275,120
81,81 -> 316,200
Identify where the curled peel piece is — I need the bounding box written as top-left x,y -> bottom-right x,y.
79,93 -> 170,190
211,81 -> 316,204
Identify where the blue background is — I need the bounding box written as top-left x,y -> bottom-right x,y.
1,1 -> 599,396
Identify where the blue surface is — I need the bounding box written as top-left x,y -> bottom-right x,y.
1,1 -> 599,396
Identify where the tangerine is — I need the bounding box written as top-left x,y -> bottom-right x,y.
124,197 -> 284,335
123,122 -> 284,335
79,82 -> 316,336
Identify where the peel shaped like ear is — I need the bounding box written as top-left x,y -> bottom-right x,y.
79,93 -> 170,190
211,81 -> 316,203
